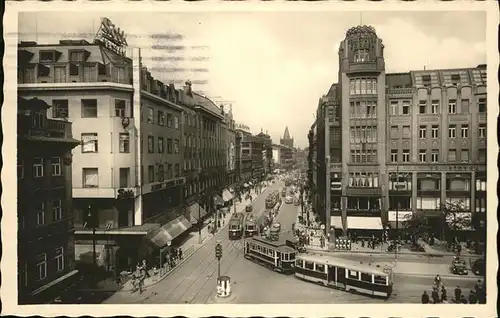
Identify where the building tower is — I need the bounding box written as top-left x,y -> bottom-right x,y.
280,126 -> 294,148
335,25 -> 387,235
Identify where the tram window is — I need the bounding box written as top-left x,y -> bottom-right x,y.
257,246 -> 261,252
316,264 -> 325,273
305,261 -> 314,270
374,275 -> 387,285
348,270 -> 359,279
360,273 -> 372,283
295,259 -> 303,267
284,253 -> 289,261
290,252 -> 295,260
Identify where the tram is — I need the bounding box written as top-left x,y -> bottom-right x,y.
265,190 -> 280,209
294,253 -> 394,298
244,236 -> 296,274
244,213 -> 258,237
228,213 -> 245,240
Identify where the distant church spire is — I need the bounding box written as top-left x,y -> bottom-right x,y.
283,126 -> 291,140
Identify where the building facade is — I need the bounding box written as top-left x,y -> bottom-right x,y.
313,25 -> 487,241
17,97 -> 80,304
223,104 -> 237,186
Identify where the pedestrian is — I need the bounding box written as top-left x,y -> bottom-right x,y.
468,290 -> 477,304
421,291 -> 430,304
431,287 -> 439,304
441,285 -> 447,302
361,239 -> 365,248
178,248 -> 183,260
454,285 -> 462,303
460,294 -> 468,304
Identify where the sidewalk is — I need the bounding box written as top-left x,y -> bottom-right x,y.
120,187 -> 263,292
294,206 -> 328,251
392,261 -> 482,279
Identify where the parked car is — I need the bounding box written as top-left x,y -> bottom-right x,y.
451,259 -> 468,275
471,258 -> 486,276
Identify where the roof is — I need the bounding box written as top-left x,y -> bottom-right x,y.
193,92 -> 224,119
346,25 -> 377,37
298,253 -> 392,276
283,126 -> 291,139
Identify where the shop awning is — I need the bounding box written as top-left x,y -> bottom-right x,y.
187,203 -> 208,224
222,189 -> 233,202
214,194 -> 224,206
75,244 -> 106,267
347,217 -> 383,230
330,216 -> 343,228
145,215 -> 192,248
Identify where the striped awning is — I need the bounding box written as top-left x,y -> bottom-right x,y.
214,195 -> 224,206
145,215 -> 192,248
187,203 -> 208,224
222,189 -> 233,202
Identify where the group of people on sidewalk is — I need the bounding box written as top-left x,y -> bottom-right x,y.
421,275 -> 486,304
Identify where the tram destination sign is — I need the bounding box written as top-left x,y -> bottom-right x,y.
94,17 -> 128,56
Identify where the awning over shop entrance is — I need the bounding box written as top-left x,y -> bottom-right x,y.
187,203 -> 208,225
222,189 -> 233,202
330,216 -> 343,228
214,195 -> 224,206
75,244 -> 106,267
347,217 -> 383,230
145,215 -> 192,248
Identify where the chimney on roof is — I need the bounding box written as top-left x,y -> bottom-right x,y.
185,80 -> 193,96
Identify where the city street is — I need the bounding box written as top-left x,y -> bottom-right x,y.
102,181 -> 479,304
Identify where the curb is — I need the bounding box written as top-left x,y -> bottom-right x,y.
394,273 -> 481,280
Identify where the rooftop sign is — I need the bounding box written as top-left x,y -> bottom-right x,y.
94,17 -> 128,56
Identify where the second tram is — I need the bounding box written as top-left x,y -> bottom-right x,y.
244,236 -> 296,274
228,213 -> 245,240
244,213 -> 258,237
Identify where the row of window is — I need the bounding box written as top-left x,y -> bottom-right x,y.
18,157 -> 62,179
349,78 -> 379,95
144,107 -> 180,129
349,101 -> 377,118
26,247 -> 65,284
21,63 -> 127,84
28,199 -> 64,227
349,126 -> 377,143
348,173 -> 379,188
145,163 -> 181,184
350,150 -> 378,163
390,148 -> 486,164
390,124 -> 486,140
389,98 -> 486,116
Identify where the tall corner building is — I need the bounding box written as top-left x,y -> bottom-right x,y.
313,25 -> 487,240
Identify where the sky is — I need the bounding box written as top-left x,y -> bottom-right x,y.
18,11 -> 486,148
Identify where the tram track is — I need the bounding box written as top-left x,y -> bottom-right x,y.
135,182 -> 283,304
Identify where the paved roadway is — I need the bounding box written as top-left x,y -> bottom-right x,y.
103,181 -> 478,304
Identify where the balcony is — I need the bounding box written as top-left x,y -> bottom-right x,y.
347,62 -> 379,74
346,187 -> 382,196
386,87 -> 413,96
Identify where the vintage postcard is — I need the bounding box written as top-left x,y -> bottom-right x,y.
2,1 -> 498,317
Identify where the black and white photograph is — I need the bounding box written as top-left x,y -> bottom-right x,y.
2,2 -> 498,317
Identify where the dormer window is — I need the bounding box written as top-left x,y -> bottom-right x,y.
37,64 -> 50,77
451,74 -> 460,85
69,63 -> 80,76
354,49 -> 369,63
97,63 -> 108,76
69,50 -> 90,63
39,50 -> 61,63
